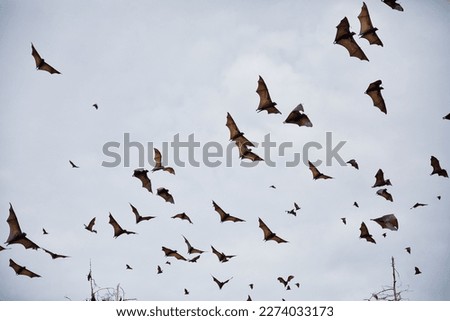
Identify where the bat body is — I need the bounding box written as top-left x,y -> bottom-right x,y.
42,228 -> 48,235
172,213 -> 193,224
92,104 -> 98,110
371,214 -> 398,231
211,275 -> 233,289
126,264 -> 133,270
376,188 -> 393,202
258,218 -> 288,243
405,247 -> 411,254
247,295 -> 252,301
334,17 -> 368,61
372,169 -> 391,187
382,0 -> 404,11
189,255 -> 201,263
129,203 -> 155,223
6,203 -> 40,250
108,213 -> 137,238
162,246 -> 187,261
157,187 -> 175,203
84,217 -> 97,233
358,3 -> 383,46
226,113 -> 254,147
43,248 -> 69,259
341,217 -> 347,225
444,113 -> 450,120
31,43 -> 61,74
278,275 -> 294,288
347,159 -> 359,169
133,168 -> 152,193
414,267 -> 422,275
152,148 -> 175,174
365,80 -> 386,114
157,265 -> 163,274
430,156 -> 448,177
410,203 -> 427,209
212,201 -> 245,223
211,245 -> 236,263
353,201 -> 359,208
183,236 -> 204,254
285,209 -> 296,216
184,289 -> 189,295
308,161 -> 333,180
256,76 -> 281,114
283,104 -> 312,127
69,160 -> 79,168
269,185 -> 276,189
9,259 -> 41,278
359,222 -> 376,244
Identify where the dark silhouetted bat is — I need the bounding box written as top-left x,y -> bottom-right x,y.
308,161 -> 333,180
157,187 -> 175,203
152,148 -> 175,175
43,248 -> 69,259
283,104 -> 312,127
382,233 -> 387,238
189,255 -> 201,263
162,246 -> 187,261
84,217 -> 97,233
376,188 -> 393,202
410,203 -> 427,209
347,159 -> 359,169
353,201 -> 359,208
358,3 -> 383,46
285,209 -> 296,216
126,264 -> 132,270
285,202 -> 300,216
382,0 -> 404,11
414,267 -> 421,275
334,17 -> 368,61
108,213 -> 136,238
405,247 -> 411,254
69,160 -> 79,168
0,245 -> 9,251
256,76 -> 281,114
359,222 -> 376,244
182,235 -> 204,254
31,43 -> 61,74
444,113 -> 450,120
372,169 -> 391,187
133,168 -> 152,193
172,213 -> 193,224
238,143 -> 263,162
269,185 -> 276,189
277,275 -> 294,288
6,203 -> 39,250
437,195 -> 441,200
294,203 -> 300,211
92,104 -> 98,110
211,245 -> 236,263
371,214 -> 398,231
247,295 -> 252,301
430,156 -> 448,177
249,283 -> 254,290
212,201 -> 245,223
42,228 -> 48,235
258,218 -> 288,243
129,203 -> 155,224
341,217 -> 347,225
157,265 -> 163,274
184,289 -> 189,295
295,283 -> 300,288
226,113 -> 255,148
365,80 -> 386,114
211,275 -> 233,289
9,259 -> 41,278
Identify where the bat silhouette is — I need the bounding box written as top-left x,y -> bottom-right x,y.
358,3 -> 383,46
308,161 -> 333,180
382,233 -> 387,238
277,275 -> 294,288
84,217 -> 97,233
285,209 -> 296,216
283,104 -> 312,127
382,0 -> 404,11
444,113 -> 450,120
152,148 -> 175,174
371,214 -> 398,231
211,245 -> 236,263
9,259 -> 41,278
0,245 -> 9,251
172,213 -> 193,224
410,203 -> 427,209
42,228 -> 48,235
108,213 -> 136,238
6,203 -> 39,250
43,248 -> 69,259
212,201 -> 245,223
182,235 -> 204,254
157,187 -> 175,203
31,43 -> 61,74
92,104 -> 98,110
69,160 -> 79,168
334,17 -> 368,61
184,289 -> 189,295
258,218 -> 288,243
157,265 -> 163,274
414,267 -> 422,275
238,143 -> 263,162
372,169 -> 392,187
226,113 -> 255,148
437,195 -> 441,200
129,203 -> 155,224
249,284 -> 254,290
405,247 -> 411,254
269,185 -> 276,189
376,188 -> 393,202
256,76 -> 281,114
365,80 -> 386,114
430,156 -> 448,177
347,159 -> 359,170
294,203 -> 300,211
341,217 -> 347,225
133,168 -> 152,193
211,275 -> 233,289
162,246 -> 187,261
247,295 -> 252,301
353,201 -> 359,208
126,264 -> 133,270
189,255 -> 201,263
359,222 -> 376,244
295,283 -> 300,288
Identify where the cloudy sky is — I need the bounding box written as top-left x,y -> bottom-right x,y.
0,0 -> 449,301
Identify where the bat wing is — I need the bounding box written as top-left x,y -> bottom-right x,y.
365,80 -> 386,113
85,217 -> 97,232
382,0 -> 404,11
43,248 -> 69,259
346,159 -> 359,169
153,148 -> 163,169
6,204 -> 40,250
359,222 -> 376,243
334,17 -> 368,61
133,169 -> 152,193
284,109 -> 313,127
371,214 -> 398,231
157,187 -> 175,203
376,188 -> 393,202
212,201 -> 228,221
373,169 -> 385,187
238,144 -> 263,162
258,218 -> 273,240
308,161 -> 332,180
226,113 -> 242,141
443,113 -> 450,120
40,62 -> 61,74
163,167 -> 175,175
9,259 -> 41,278
430,156 -> 445,175
256,76 -> 281,114
171,251 -> 187,261
358,3 -> 383,46
108,213 -> 135,237
31,43 -> 42,67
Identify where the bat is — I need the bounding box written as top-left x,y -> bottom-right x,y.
277,275 -> 294,288
238,143 -> 263,162
247,295 -> 252,301
6,203 -> 40,250
126,264 -> 133,270
430,156 -> 448,177
444,113 -> 450,120
212,201 -> 245,223
376,188 -> 393,202
226,113 -> 255,147
283,104 -> 313,127
108,213 -> 137,238
0,245 -> 10,251
256,76 -> 281,114
365,80 -> 386,114
9,259 -> 41,278
405,247 -> 411,254
165,261 -> 171,265
42,228 -> 48,235
308,161 -> 333,180
353,201 -> 359,208
371,214 -> 398,231
359,222 -> 376,244
92,104 -> 98,110
382,233 -> 387,238
31,43 -> 61,74
133,168 -> 152,193
437,195 -> 441,200
382,0 -> 404,11
162,246 -> 187,261
372,169 -> 392,187
285,209 -> 296,216
410,203 -> 427,209
346,159 -> 359,169
414,267 -> 422,275
295,283 -> 300,288
157,187 -> 175,204
211,275 -> 233,289
43,248 -> 69,259
152,148 -> 175,174
69,160 -> 79,168
269,185 -> 276,189
358,2 -> 383,46
249,284 -> 254,290
211,245 -> 236,263
84,217 -> 97,233
172,213 -> 193,224
294,202 -> 300,211
129,203 -> 155,223
188,255 -> 201,263
157,265 -> 163,274
258,218 -> 288,243
182,235 -> 204,254
184,289 -> 189,295
334,17 -> 368,61
341,217 -> 347,225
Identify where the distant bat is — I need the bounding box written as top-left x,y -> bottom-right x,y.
382,233 -> 387,238
283,104 -> 312,127
226,113 -> 255,148
92,104 -> 98,110
69,160 -> 79,168
372,169 -> 391,187
430,156 -> 448,177
9,259 -> 41,278
162,246 -> 187,261
249,283 -> 254,290
157,265 -> 162,274
347,159 -> 359,169
334,17 -> 368,61
353,201 -> 359,208
358,2 -> 383,46
376,188 -> 393,202
437,196 -> 441,200
6,203 -> 39,250
308,161 -> 333,180
172,213 -> 193,224
247,295 -> 252,301
126,264 -> 132,270
294,203 -> 300,211
382,0 -> 404,11
359,222 -> 376,244
0,245 -> 9,251
212,201 -> 245,223
365,80 -> 386,114
43,248 -> 69,259
84,217 -> 97,233
238,143 -> 263,162
31,43 -> 61,74
211,245 -> 236,263
189,255 -> 201,263
152,148 -> 175,175
414,267 -> 422,275
410,203 -> 428,209
108,213 -> 136,238
212,275 -> 233,289
444,113 -> 450,120
277,275 -> 294,288
405,247 -> 411,254
184,289 -> 189,295
258,218 -> 288,243
42,228 -> 48,235
133,168 -> 152,193
341,217 -> 347,225
285,209 -> 296,216
182,236 -> 204,254
256,76 -> 281,114
269,185 -> 276,189
371,214 -> 398,231
129,203 -> 155,224
157,187 -> 175,204
295,283 -> 300,288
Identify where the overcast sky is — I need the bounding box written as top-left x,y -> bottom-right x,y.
0,0 -> 449,301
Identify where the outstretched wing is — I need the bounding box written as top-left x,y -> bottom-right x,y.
358,3 -> 383,46
334,17 -> 368,61
371,214 -> 398,231
6,204 -> 39,250
256,76 -> 281,114
9,259 -> 41,278
133,168 -> 152,193
153,148 -> 163,169
359,222 -> 376,243
365,80 -> 386,113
